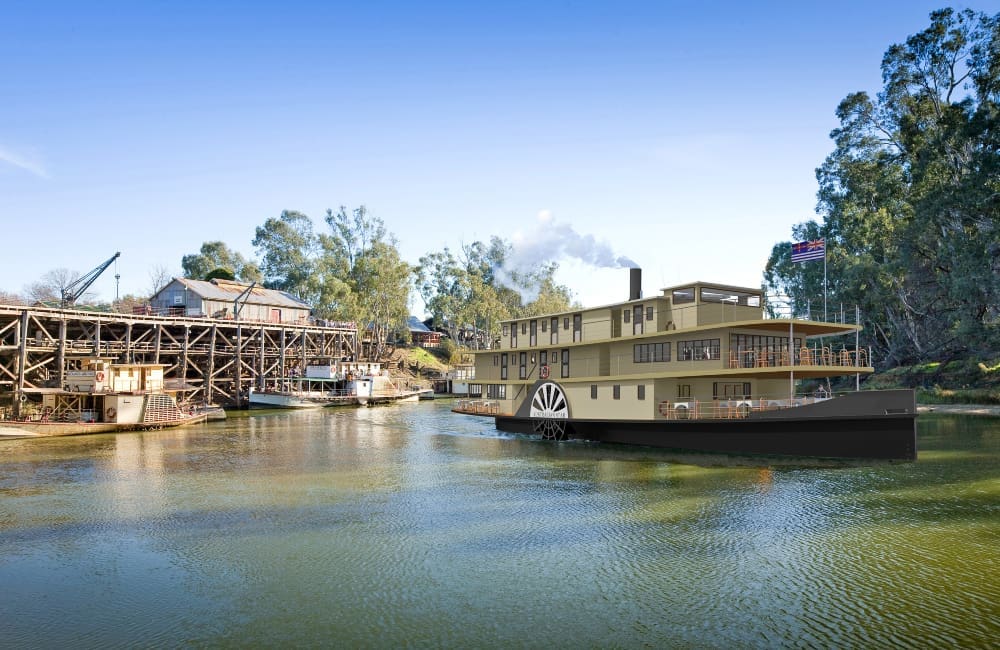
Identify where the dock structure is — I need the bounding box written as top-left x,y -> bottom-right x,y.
0,304 -> 358,414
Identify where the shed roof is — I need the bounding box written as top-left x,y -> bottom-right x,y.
159,278 -> 310,309
407,316 -> 433,333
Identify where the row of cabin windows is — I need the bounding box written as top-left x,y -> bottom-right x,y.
503,304 -> 658,346
591,384 -> 647,400
504,315 -> 584,348
622,306 -> 655,336
494,350 -> 571,379
586,382 -> 750,401
622,306 -> 654,322
634,339 -> 721,362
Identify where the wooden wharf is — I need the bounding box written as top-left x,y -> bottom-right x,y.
0,304 -> 358,415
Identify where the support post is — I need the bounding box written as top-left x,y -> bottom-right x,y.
207,325 -> 217,404
15,310 -> 28,418
258,325 -> 265,391
57,318 -> 67,391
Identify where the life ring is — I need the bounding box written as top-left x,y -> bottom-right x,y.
19,393 -> 27,402
658,400 -> 671,417
95,372 -> 105,382
539,364 -> 550,379
106,407 -> 117,420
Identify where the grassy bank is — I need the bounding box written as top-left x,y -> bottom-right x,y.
863,358 -> 1000,405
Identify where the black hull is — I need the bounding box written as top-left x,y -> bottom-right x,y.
496,390 -> 917,461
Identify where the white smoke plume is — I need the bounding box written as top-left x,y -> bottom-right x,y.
506,210 -> 637,271
495,210 -> 638,302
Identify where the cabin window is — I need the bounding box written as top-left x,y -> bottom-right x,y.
591,385 -> 598,399
469,384 -> 483,397
678,384 -> 691,398
633,343 -> 670,363
563,317 -> 570,330
679,339 -> 720,361
713,382 -> 752,400
672,287 -> 695,304
624,310 -> 630,323
501,353 -> 508,380
633,306 -> 643,335
561,349 -> 570,378
502,325 -> 508,336
638,385 -> 645,400
541,320 -> 547,332
529,320 -> 537,346
730,334 -> 802,367
613,385 -> 621,400
487,384 -> 507,399
573,314 -> 582,342
511,323 -> 517,348
700,288 -> 762,307
540,351 -> 547,366
521,323 -> 527,335
550,318 -> 559,344
493,355 -> 499,366
646,306 -> 654,321
519,352 -> 527,379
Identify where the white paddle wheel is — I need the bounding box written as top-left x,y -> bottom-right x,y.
529,382 -> 569,440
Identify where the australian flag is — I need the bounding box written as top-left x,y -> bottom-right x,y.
791,239 -> 825,263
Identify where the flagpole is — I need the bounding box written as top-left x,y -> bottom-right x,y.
823,238 -> 828,322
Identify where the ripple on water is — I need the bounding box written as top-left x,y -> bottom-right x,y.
0,405 -> 997,647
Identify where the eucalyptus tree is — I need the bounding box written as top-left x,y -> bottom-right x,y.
414,248 -> 464,340
252,211 -> 320,302
765,8 -> 1000,365
181,241 -> 261,283
322,206 -> 411,360
416,237 -> 577,349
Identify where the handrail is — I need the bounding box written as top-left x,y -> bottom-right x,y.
727,346 -> 869,369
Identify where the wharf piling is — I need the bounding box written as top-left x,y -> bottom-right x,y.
0,305 -> 359,413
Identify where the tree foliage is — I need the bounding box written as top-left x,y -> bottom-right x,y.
765,8 -> 1000,367
415,236 -> 577,349
181,241 -> 261,284
322,206 -> 411,360
25,268 -> 83,304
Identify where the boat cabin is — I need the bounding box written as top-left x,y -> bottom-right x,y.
465,270 -> 871,422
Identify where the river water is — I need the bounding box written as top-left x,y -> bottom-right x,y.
1,402 -> 997,648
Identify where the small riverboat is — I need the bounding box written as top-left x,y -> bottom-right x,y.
1,356 -> 207,438
248,380 -> 356,409
452,271 -> 917,461
354,371 -> 426,406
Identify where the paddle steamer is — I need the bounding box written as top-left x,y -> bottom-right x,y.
453,270 -> 916,460
1,356 -> 206,437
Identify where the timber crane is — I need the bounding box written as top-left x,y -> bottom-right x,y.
61,252 -> 121,307
233,281 -> 257,320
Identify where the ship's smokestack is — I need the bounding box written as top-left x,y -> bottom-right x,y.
629,268 -> 642,301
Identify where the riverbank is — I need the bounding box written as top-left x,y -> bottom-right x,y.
917,403 -> 1000,416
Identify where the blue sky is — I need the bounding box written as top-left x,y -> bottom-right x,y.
3,1 -> 997,311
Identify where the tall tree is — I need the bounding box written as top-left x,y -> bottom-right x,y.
252,211 -> 319,301
322,206 -> 411,360
765,8 -> 1000,366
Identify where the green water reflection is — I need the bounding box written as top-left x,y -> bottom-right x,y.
1,405 -> 997,647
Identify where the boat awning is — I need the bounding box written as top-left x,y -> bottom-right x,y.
732,319 -> 861,337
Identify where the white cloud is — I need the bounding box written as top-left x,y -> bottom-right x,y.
0,145 -> 48,178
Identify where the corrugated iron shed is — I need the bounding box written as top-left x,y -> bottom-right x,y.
161,278 -> 309,309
